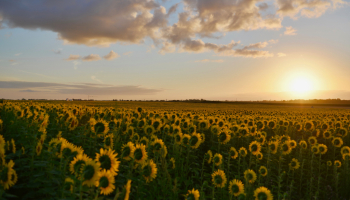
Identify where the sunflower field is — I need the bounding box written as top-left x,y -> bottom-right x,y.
0,101 -> 350,200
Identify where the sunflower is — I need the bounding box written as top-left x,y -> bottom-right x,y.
342,153 -> 350,161
123,179 -> 132,200
256,152 -> 263,160
134,144 -> 148,164
103,134 -> 114,149
318,144 -> 327,154
169,158 -> 176,169
327,161 -> 332,166
323,131 -> 332,139
10,139 -> 16,154
182,134 -> 191,146
267,121 -> 276,129
308,136 -> 318,146
244,169 -> 257,184
336,128 -> 348,138
299,140 -> 308,150
289,140 -> 297,149
340,146 -> 350,155
213,153 -> 223,166
239,128 -> 249,137
189,132 -> 202,149
121,142 -> 136,161
228,179 -> 244,196
174,132 -> 183,145
211,169 -> 227,188
95,148 -> 120,175
205,150 -> 213,164
210,125 -> 220,135
218,130 -> 231,144
81,160 -> 100,187
91,119 -> 109,136
0,160 -> 15,190
36,142 -> 43,156
311,145 -> 319,154
281,142 -> 292,155
334,160 -> 341,168
96,169 -> 115,195
64,177 -> 74,193
332,137 -> 343,148
142,159 -> 157,183
254,186 -> 273,200
239,147 -> 248,157
259,166 -> 268,177
186,188 -> 200,200
289,158 -> 300,170
70,153 -> 90,175
230,147 -> 238,159
249,141 -> 261,156
268,141 -> 279,154
139,136 -> 149,146
304,121 -> 314,131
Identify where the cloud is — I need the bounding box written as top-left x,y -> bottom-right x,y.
123,52 -> 133,56
277,53 -> 287,57
91,75 -> 102,83
103,50 -> 119,61
195,59 -> 224,63
284,26 -> 297,35
53,49 -> 62,54
0,0 -> 344,58
20,89 -> 40,92
82,54 -> 101,62
15,53 -> 22,56
0,80 -> 163,96
9,59 -> 15,62
73,61 -> 81,70
65,54 -> 80,61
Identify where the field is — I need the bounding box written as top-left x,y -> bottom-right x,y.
0,101 -> 350,200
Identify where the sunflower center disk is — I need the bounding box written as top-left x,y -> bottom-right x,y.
99,176 -> 109,188
99,155 -> 112,170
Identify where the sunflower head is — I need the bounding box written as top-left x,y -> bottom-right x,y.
205,150 -> 213,164
95,148 -> 120,175
182,134 -> 191,146
318,144 -> 327,154
186,188 -> 200,200
230,147 -> 238,159
96,169 -> 115,195
211,169 -> 227,188
254,186 -> 273,200
239,147 -> 248,157
228,179 -> 244,196
213,153 -> 223,166
121,142 -> 136,161
332,137 -> 343,148
142,159 -> 157,183
244,169 -> 257,184
289,158 -> 300,170
308,136 -> 318,146
327,161 -> 332,166
134,144 -> 148,164
334,160 -> 341,168
268,141 -> 279,154
259,166 -> 268,177
299,140 -> 307,150
190,133 -> 202,149
281,142 -> 292,155
81,160 -> 100,187
249,141 -> 261,155
218,130 -> 231,144
311,145 -> 319,154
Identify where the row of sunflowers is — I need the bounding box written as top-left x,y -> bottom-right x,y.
0,101 -> 350,199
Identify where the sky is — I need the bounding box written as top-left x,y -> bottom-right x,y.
0,0 -> 350,101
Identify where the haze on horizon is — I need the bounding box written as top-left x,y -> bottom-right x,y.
1,0 -> 350,101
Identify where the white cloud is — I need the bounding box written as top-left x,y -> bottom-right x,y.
195,59 -> 224,63
277,53 -> 287,57
82,54 -> 101,62
91,76 -> 102,83
65,55 -> 80,61
103,51 -> 119,61
284,26 -> 297,35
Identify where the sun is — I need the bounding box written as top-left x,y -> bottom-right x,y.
290,77 -> 313,93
